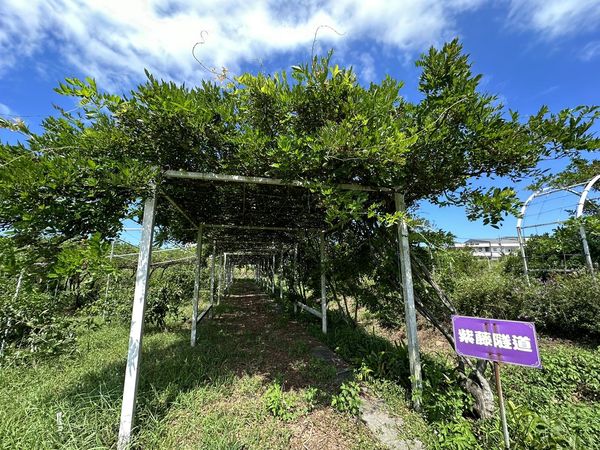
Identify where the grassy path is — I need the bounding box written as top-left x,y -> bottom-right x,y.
0,280 -> 384,449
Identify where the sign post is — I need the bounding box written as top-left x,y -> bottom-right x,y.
452,315 -> 542,449
493,361 -> 509,449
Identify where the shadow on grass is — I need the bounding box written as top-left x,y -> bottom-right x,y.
279,292 -> 457,409
53,279 -> 350,447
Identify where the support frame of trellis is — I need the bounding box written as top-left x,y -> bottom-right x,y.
516,174 -> 600,282
116,169 -> 422,449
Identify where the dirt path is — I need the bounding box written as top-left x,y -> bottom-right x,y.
216,281 -> 349,388
201,279 -> 385,450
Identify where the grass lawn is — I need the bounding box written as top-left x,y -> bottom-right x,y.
0,281 -> 383,449
2,279 -> 598,449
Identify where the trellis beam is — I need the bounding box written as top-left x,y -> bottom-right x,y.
202,223 -> 315,232
160,190 -> 200,230
164,170 -> 393,193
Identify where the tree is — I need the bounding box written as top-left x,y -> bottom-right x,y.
2,39 -> 599,416
2,40 -> 598,247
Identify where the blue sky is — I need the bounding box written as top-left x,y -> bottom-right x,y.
1,0 -> 599,240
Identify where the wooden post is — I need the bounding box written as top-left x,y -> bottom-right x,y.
394,192 -> 422,409
494,362 -> 510,449
117,193 -> 156,449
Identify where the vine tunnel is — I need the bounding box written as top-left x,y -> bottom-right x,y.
115,168 -> 423,449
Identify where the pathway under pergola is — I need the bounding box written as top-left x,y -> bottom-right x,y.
116,169 -> 423,449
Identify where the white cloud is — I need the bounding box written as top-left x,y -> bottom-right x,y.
580,41 -> 600,61
0,0 -> 485,90
508,0 -> 600,38
0,102 -> 14,116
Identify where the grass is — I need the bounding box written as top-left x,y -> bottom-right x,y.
4,279 -> 598,449
289,299 -> 600,449
0,280 -> 383,449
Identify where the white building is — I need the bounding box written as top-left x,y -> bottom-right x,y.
454,237 -> 520,260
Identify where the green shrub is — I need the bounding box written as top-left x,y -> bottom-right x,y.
263,381 -> 298,421
451,271 -> 534,320
505,401 -> 585,449
331,381 -> 361,415
452,271 -> 600,338
421,359 -> 472,423
522,273 -> 600,337
433,419 -> 479,450
0,282 -> 75,363
102,265 -> 194,328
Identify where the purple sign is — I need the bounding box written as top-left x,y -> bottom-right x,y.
452,315 -> 541,368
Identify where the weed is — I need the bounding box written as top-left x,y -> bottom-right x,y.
331,381 -> 361,415
302,387 -> 320,412
263,381 -> 298,421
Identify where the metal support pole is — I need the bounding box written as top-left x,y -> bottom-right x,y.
576,174 -> 600,278
13,268 -> 24,301
394,193 -> 422,410
320,231 -> 327,334
223,253 -> 228,294
279,247 -> 284,300
516,227 -> 530,284
191,226 -> 204,347
580,224 -> 595,278
293,244 -> 298,313
271,253 -> 276,294
217,254 -> 223,305
117,193 -> 156,449
209,240 -> 216,316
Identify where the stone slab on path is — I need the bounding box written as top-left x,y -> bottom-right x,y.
310,343 -> 424,450
359,393 -> 425,450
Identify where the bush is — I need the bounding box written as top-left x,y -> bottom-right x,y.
451,271 -> 534,320
0,279 -> 75,363
331,381 -> 361,415
102,264 -> 195,328
522,273 -> 600,337
451,271 -> 600,338
263,381 -> 299,421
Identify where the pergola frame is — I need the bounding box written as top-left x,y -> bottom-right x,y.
116,170 -> 422,449
516,174 -> 599,282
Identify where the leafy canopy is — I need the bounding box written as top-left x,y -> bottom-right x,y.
1,39 -> 599,249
